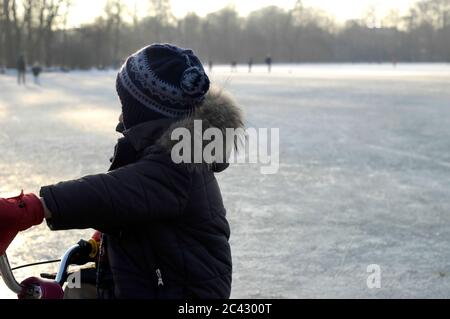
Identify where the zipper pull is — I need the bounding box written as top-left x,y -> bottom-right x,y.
156,269 -> 164,287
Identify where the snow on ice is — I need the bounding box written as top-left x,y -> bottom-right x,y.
0,64 -> 450,298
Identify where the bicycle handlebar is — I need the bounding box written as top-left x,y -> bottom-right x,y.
0,254 -> 23,294
0,244 -> 83,297
55,245 -> 82,286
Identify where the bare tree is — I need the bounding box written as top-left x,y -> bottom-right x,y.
105,0 -> 124,67
59,0 -> 72,68
148,0 -> 174,25
147,0 -> 174,42
2,0 -> 450,68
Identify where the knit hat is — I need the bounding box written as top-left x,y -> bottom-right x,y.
116,43 -> 210,129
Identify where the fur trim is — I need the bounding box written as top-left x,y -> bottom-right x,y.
156,86 -> 245,169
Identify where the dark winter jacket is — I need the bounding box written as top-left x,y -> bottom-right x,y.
17,57 -> 26,72
40,88 -> 244,299
32,66 -> 42,77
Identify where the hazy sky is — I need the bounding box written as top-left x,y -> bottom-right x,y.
69,0 -> 415,27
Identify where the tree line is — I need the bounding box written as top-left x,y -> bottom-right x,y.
1,0 -> 450,69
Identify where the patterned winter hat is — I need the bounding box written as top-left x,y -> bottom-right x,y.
116,43 -> 210,129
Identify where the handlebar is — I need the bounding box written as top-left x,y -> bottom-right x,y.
55,244 -> 83,286
0,244 -> 83,298
0,254 -> 23,294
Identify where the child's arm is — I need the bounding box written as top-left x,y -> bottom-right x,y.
40,156 -> 192,233
41,198 -> 52,219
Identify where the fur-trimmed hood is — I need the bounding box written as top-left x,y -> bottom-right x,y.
122,86 -> 245,170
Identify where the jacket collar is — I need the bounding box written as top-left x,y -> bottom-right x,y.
123,118 -> 174,152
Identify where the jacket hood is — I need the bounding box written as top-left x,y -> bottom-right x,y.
157,86 -> 245,171
122,86 -> 245,171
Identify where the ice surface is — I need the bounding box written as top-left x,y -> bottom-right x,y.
0,64 -> 450,298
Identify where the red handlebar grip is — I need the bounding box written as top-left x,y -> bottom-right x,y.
18,277 -> 64,299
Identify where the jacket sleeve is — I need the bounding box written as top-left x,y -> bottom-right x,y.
40,156 -> 192,232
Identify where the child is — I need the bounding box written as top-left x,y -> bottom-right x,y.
0,44 -> 244,299
32,62 -> 42,85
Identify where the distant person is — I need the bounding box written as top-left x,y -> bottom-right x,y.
32,62 -> 43,85
17,54 -> 27,85
0,43 -> 243,299
208,60 -> 213,73
231,61 -> 237,73
248,58 -> 253,73
265,55 -> 272,73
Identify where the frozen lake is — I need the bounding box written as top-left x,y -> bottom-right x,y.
0,64 -> 450,298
